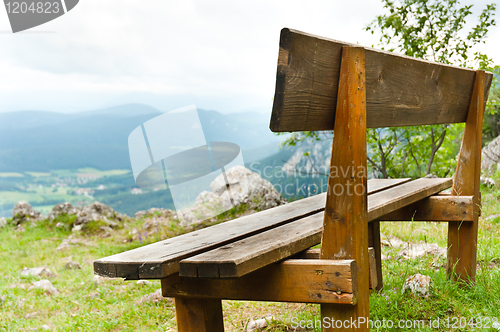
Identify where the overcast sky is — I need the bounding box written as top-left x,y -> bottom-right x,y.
0,0 -> 498,114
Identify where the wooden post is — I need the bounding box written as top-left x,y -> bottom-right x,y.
320,46 -> 370,331
174,298 -> 224,332
368,221 -> 383,290
448,70 -> 485,283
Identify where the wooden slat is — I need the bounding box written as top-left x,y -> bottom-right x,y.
94,178 -> 409,279
163,259 -> 357,305
270,28 -> 494,132
448,70 -> 485,283
367,178 -> 452,221
378,195 -> 473,221
180,178 -> 452,279
180,212 -> 323,278
295,248 -> 378,291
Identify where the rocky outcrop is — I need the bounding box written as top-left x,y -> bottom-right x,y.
48,202 -> 79,220
482,135 -> 500,173
134,207 -> 175,219
12,201 -> 45,224
177,166 -> 287,224
210,166 -> 287,211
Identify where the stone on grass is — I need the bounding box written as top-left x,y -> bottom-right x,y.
12,201 -> 45,224
24,311 -> 39,319
401,273 -> 432,296
64,261 -> 81,270
382,236 -> 446,259
247,315 -> 274,331
40,324 -> 51,331
0,295 -> 6,302
480,176 -> 496,187
0,217 -> 7,228
136,280 -> 153,286
20,267 -> 55,278
48,202 -> 78,220
31,279 -> 59,295
136,289 -> 166,304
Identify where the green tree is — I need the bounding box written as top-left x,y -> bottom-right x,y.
365,0 -> 496,178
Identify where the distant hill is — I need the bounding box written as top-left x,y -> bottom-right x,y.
0,104 -> 281,172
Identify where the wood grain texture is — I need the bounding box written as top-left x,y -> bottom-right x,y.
179,178 -> 450,280
164,259 -> 357,305
367,178 -> 452,221
295,248 -> 378,290
448,70 -> 485,283
270,28 -> 494,132
93,179 -> 409,279
368,221 -> 383,290
378,195 -> 473,221
180,212 -> 323,278
174,298 -> 224,332
320,46 -> 370,330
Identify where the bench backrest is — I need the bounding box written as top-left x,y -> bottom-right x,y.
270,28 -> 493,132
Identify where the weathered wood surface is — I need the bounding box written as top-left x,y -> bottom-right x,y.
319,46 -> 370,329
94,178 -> 409,279
367,178 -> 452,221
378,195 -> 473,221
180,212 -> 323,278
164,259 -> 358,305
448,70 -> 485,283
294,248 -> 378,290
270,28 -> 494,132
180,178 -> 451,279
174,298 -> 224,332
368,220 -> 383,290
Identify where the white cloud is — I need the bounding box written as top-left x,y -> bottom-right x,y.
0,0 -> 497,113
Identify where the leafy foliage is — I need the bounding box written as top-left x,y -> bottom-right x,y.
364,0 -> 497,178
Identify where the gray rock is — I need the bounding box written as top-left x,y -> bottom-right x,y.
20,267 -> 55,278
247,315 -> 274,331
74,202 -> 116,226
55,222 -> 66,228
48,202 -> 79,221
12,201 -> 45,224
402,273 -> 432,296
135,210 -> 147,219
481,176 -> 496,187
136,280 -> 153,286
482,135 -> 500,173
31,279 -> 59,295
210,166 -> 287,211
64,261 -> 81,270
0,295 -> 6,302
0,217 -> 7,228
424,174 -> 438,178
40,324 -> 51,331
71,224 -> 83,232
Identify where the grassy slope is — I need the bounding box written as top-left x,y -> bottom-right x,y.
1,178 -> 500,331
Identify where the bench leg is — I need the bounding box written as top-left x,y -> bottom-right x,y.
447,70 -> 484,283
174,298 -> 224,332
368,221 -> 383,291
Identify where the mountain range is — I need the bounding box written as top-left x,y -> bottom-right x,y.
0,104 -> 282,172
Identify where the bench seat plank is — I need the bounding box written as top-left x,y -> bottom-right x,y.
180,178 -> 452,278
94,178 -> 410,279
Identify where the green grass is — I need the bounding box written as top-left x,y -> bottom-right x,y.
24,172 -> 51,178
76,168 -> 130,177
0,173 -> 24,178
1,176 -> 500,331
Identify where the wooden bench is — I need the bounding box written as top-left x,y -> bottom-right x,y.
94,28 -> 493,331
